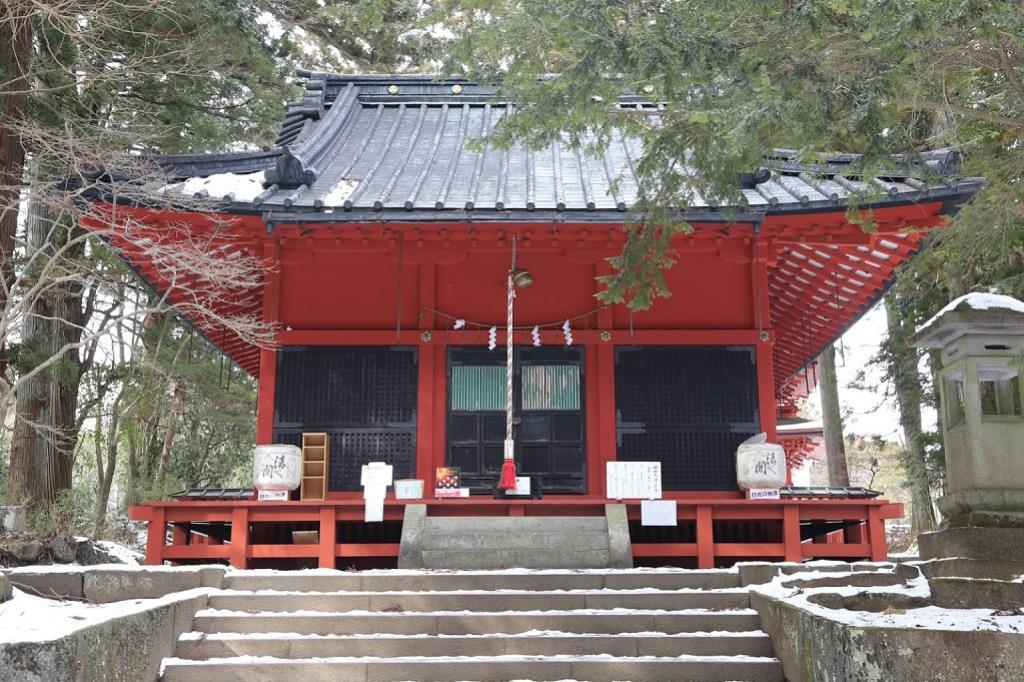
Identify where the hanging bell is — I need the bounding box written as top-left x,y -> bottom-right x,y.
511,267 -> 533,289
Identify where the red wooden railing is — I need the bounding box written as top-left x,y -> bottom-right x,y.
129,497 -> 901,570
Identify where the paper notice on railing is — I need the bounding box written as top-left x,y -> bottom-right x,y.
365,497 -> 384,523
641,499 -> 677,526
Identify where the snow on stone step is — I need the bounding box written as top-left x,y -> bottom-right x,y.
191,608 -> 765,636
222,569 -> 742,593
160,654 -> 785,682
205,588 -> 752,613
174,630 -> 775,660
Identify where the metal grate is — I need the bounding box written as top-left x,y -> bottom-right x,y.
275,430 -> 415,492
274,347 -> 417,491
275,346 -> 417,427
615,346 -> 759,491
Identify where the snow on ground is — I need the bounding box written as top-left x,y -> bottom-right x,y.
0,587 -> 211,644
95,540 -> 143,565
752,567 -> 1024,634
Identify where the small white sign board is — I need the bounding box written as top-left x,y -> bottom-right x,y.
507,476 -> 531,496
361,462 -> 394,487
641,499 -> 677,526
394,479 -> 424,500
748,488 -> 781,500
606,461 -> 662,500
361,462 -> 393,522
256,489 -> 289,502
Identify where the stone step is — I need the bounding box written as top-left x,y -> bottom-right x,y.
223,570 -> 742,593
206,589 -> 751,613
160,655 -> 785,682
419,548 -> 612,569
420,532 -> 610,551
193,609 -> 763,635
175,631 -> 775,660
423,516 -> 607,533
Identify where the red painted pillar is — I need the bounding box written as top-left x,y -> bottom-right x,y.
319,506 -> 337,569
256,349 -> 277,444
433,344 -> 449,493
230,507 -> 249,569
415,341 -> 436,484
145,508 -> 166,566
256,236 -> 281,444
867,506 -> 887,562
696,505 -> 714,569
783,505 -> 802,562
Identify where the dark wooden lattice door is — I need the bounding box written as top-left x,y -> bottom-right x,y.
273,346 -> 418,491
614,346 -> 759,491
447,347 -> 586,493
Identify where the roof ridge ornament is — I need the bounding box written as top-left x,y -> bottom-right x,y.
264,146 -> 316,189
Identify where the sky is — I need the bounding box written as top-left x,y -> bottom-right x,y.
805,300 -> 937,444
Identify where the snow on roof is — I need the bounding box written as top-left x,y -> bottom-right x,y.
918,292 -> 1024,334
165,171 -> 267,203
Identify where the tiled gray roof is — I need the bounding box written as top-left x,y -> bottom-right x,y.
164,72 -> 983,221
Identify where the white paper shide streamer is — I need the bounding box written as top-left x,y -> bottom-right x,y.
531,325 -> 541,347
562,319 -> 573,346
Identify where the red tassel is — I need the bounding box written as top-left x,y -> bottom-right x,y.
499,458 -> 517,489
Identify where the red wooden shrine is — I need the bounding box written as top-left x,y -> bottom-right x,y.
88,73 -> 981,568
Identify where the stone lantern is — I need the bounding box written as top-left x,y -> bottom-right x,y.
909,293 -> 1024,560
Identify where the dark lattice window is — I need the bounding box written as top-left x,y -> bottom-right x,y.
615,346 -> 759,490
274,347 -> 417,491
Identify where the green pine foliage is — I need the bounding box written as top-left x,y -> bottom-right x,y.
434,0 -> 1024,310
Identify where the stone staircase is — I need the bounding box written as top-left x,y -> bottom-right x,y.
160,569 -> 785,682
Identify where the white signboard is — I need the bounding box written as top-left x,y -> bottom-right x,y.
361,462 -> 394,487
748,488 -> 781,500
606,461 -> 662,500
641,499 -> 677,526
257,489 -> 289,502
394,479 -> 424,500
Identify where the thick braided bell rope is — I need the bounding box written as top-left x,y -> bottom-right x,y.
505,271 -> 515,449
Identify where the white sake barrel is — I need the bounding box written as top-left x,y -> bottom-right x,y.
736,442 -> 787,490
253,444 -> 302,491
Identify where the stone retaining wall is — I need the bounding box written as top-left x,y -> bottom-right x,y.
751,589 -> 1024,681
0,589 -> 209,682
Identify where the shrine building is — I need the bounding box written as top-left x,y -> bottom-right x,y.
88,73 -> 982,568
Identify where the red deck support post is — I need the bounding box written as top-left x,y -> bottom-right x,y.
319,506 -> 337,569
867,506 -> 887,562
171,523 -> 190,547
783,505 -> 801,562
144,507 -> 166,566
696,505 -> 714,569
230,507 -> 249,569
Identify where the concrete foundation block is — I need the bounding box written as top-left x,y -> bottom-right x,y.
396,504 -> 426,569
5,570 -> 85,599
605,503 -> 633,568
919,526 -> 1024,561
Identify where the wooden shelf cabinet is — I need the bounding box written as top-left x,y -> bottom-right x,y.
300,433 -> 330,500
